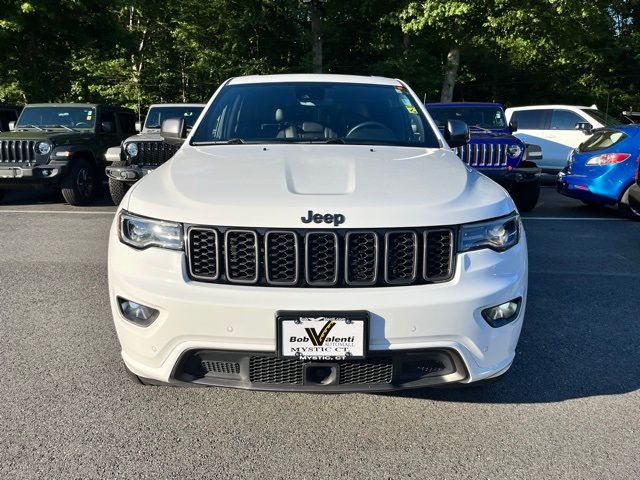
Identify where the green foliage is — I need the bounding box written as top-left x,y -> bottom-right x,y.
0,0 -> 639,114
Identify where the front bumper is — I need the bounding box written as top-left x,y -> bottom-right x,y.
106,164 -> 156,183
478,165 -> 541,188
108,222 -> 528,391
0,161 -> 69,188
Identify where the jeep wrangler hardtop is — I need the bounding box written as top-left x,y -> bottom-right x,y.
0,103 -> 135,205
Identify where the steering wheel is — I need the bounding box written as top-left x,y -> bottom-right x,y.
346,121 -> 393,138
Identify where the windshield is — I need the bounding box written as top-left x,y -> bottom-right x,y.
581,109 -> 623,127
427,105 -> 507,130
191,82 -> 440,147
16,106 -> 95,129
144,106 -> 204,129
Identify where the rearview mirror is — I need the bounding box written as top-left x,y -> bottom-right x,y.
509,121 -> 518,133
445,119 -> 469,148
8,121 -> 15,131
161,118 -> 187,146
135,121 -> 142,132
576,122 -> 593,134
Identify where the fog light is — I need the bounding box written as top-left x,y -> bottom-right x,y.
117,297 -> 159,326
481,298 -> 522,328
42,169 -> 51,177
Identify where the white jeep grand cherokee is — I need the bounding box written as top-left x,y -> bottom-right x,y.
108,74 -> 527,392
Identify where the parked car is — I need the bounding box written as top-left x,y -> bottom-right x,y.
628,163 -> 640,214
557,125 -> 640,219
105,103 -> 205,204
505,104 -> 624,174
0,103 -> 136,205
426,102 -> 542,211
0,104 -> 22,132
109,74 -> 528,392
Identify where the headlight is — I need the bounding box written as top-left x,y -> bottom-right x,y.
118,210 -> 183,250
37,141 -> 52,155
459,213 -> 521,252
507,144 -> 522,158
126,142 -> 138,157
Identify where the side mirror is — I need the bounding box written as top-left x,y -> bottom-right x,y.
509,121 -> 518,133
576,122 -> 593,134
524,143 -> 543,162
135,121 -> 142,132
8,121 -> 15,131
161,118 -> 187,146
101,121 -> 115,134
444,119 -> 469,148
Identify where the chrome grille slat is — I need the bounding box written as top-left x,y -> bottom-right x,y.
134,141 -> 179,166
187,226 -> 456,288
305,232 -> 339,286
423,229 -> 455,281
187,227 -> 219,280
345,231 -> 378,286
454,142 -> 514,169
384,231 -> 418,285
265,231 -> 298,285
0,139 -> 36,163
225,230 -> 259,284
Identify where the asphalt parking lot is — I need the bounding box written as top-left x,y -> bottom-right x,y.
0,186 -> 638,479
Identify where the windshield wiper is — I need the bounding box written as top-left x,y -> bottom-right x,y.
18,124 -> 44,131
469,126 -> 492,133
192,138 -> 246,145
49,124 -> 76,132
323,138 -> 346,144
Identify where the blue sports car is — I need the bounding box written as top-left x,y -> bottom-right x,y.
557,125 -> 640,219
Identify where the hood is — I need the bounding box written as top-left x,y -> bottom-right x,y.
0,129 -> 93,145
125,132 -> 163,142
126,144 -> 515,228
467,130 -> 522,144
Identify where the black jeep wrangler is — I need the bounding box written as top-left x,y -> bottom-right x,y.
0,103 -> 136,205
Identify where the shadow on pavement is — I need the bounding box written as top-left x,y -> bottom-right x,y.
0,185 -> 114,207
394,267 -> 640,403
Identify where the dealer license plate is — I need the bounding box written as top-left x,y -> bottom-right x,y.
277,311 -> 368,360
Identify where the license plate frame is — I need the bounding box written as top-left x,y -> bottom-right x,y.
276,310 -> 369,360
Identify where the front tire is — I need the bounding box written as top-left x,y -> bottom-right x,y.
108,162 -> 131,205
619,185 -> 640,220
61,159 -> 96,206
510,178 -> 540,212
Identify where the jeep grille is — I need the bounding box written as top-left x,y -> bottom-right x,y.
455,143 -> 508,167
0,140 -> 37,163
186,226 -> 455,288
132,141 -> 179,166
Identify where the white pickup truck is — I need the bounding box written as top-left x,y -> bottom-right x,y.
108,74 -> 528,392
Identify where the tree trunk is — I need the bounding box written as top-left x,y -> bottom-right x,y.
440,45 -> 460,102
310,0 -> 323,73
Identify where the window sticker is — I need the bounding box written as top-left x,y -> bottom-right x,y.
406,106 -> 418,114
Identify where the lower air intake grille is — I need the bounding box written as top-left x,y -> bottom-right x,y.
249,357 -> 304,384
339,359 -> 393,384
201,360 -> 240,375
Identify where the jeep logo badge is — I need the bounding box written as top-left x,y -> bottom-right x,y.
301,210 -> 345,226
